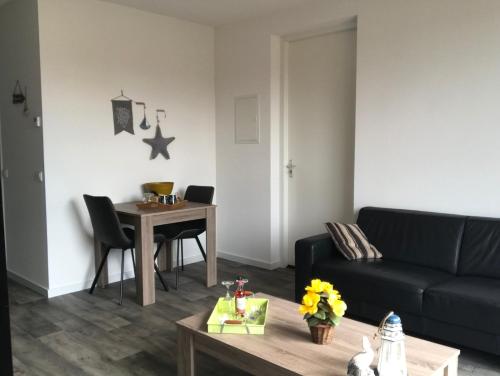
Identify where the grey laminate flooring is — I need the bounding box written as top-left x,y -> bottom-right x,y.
7,259 -> 500,375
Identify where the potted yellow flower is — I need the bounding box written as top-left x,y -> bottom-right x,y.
299,279 -> 347,344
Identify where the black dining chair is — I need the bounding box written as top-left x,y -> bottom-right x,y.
84,194 -> 168,304
154,185 -> 214,289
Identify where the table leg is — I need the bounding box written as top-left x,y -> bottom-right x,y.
94,237 -> 108,288
157,240 -> 173,272
443,356 -> 458,376
177,326 -> 195,376
206,207 -> 216,287
135,216 -> 155,306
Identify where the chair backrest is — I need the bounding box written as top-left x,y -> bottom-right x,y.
83,194 -> 131,249
184,185 -> 214,204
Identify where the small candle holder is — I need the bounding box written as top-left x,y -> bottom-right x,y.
221,280 -> 234,301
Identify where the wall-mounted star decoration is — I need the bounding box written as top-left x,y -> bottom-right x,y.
142,125 -> 175,160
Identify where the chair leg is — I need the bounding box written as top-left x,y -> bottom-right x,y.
130,249 -> 137,292
130,249 -> 136,275
119,249 -> 125,305
152,240 -> 169,292
195,236 -> 207,262
89,247 -> 111,294
154,263 -> 169,292
153,240 -> 163,261
176,240 -> 180,289
181,239 -> 184,271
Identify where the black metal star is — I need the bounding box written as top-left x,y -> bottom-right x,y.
142,125 -> 175,160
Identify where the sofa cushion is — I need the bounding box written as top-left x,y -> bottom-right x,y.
313,259 -> 452,315
458,217 -> 500,278
357,207 -> 466,274
424,277 -> 500,334
325,222 -> 382,260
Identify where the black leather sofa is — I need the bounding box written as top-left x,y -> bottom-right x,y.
295,207 -> 500,354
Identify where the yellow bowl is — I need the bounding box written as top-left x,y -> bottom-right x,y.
144,182 -> 174,195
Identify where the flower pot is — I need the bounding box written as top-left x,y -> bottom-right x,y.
309,324 -> 334,345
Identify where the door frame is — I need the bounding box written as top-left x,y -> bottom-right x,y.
279,19 -> 358,266
0,117 -> 13,375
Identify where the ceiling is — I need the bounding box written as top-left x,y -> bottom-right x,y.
101,0 -> 316,26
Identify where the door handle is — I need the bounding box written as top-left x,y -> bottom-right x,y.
33,116 -> 42,128
35,171 -> 44,182
286,159 -> 296,178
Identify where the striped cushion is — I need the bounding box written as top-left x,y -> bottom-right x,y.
325,222 -> 382,260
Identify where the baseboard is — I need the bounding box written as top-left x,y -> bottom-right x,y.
217,251 -> 281,270
7,270 -> 49,298
46,253 -> 206,298
11,253 -> 275,298
178,253 -> 205,267
46,270 -> 136,298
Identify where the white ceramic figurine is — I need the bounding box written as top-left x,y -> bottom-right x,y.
347,336 -> 376,376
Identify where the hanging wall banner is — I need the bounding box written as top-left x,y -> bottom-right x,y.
111,91 -> 134,135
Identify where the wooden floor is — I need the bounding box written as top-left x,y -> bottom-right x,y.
7,259 -> 500,375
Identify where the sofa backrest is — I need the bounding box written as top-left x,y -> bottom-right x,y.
458,216 -> 500,278
356,207 -> 466,274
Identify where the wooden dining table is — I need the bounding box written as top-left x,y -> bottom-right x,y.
93,201 -> 217,306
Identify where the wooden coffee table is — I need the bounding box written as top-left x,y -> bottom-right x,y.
176,293 -> 459,376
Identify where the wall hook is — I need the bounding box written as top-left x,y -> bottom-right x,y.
156,109 -> 166,127
136,102 -> 151,130
12,80 -> 26,104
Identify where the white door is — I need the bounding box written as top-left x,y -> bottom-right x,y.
287,29 -> 356,265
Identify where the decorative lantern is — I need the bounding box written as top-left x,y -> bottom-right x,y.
377,312 -> 408,376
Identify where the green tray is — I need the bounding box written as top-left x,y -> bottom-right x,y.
207,297 -> 269,335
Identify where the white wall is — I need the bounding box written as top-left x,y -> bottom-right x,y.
38,0 -> 215,296
0,0 -> 49,292
215,0 -> 500,268
215,25 -> 275,268
354,0 -> 500,217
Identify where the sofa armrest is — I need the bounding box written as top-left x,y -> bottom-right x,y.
294,233 -> 340,302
